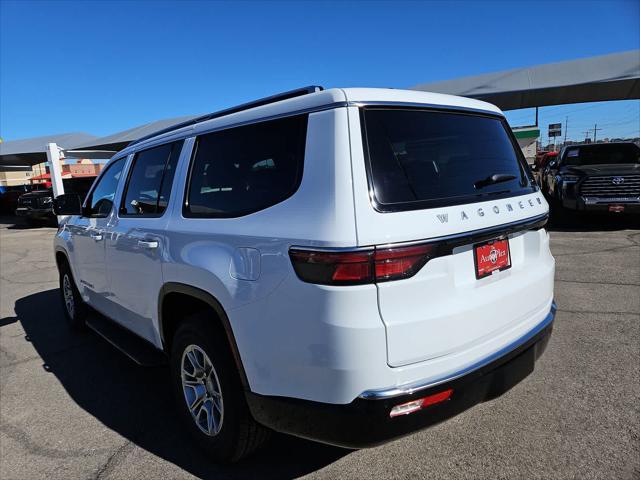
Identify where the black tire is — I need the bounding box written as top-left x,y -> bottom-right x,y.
170,313 -> 269,463
58,260 -> 89,330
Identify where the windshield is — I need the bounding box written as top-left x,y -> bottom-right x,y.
562,144 -> 640,166
362,108 -> 533,210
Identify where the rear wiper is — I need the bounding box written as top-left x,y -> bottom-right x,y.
474,173 -> 517,190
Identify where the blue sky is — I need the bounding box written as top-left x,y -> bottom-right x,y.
1,0 -> 638,142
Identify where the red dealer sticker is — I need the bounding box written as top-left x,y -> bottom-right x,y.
473,238 -> 511,279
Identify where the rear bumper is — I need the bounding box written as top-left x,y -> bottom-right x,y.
246,302 -> 556,448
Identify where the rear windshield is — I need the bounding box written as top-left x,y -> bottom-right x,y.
562,144 -> 640,166
361,108 -> 534,211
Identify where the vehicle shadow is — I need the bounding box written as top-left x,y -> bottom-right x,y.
546,210 -> 639,232
0,215 -> 55,230
4,289 -> 349,479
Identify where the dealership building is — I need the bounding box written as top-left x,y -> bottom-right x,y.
512,126 -> 540,164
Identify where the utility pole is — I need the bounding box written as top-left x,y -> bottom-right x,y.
593,123 -> 602,143
563,116 -> 568,146
583,130 -> 591,142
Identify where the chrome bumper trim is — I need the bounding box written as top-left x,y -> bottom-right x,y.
359,301 -> 557,400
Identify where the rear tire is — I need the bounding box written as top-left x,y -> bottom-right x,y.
58,260 -> 88,330
169,313 -> 269,463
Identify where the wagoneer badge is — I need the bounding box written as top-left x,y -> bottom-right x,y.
435,196 -> 543,224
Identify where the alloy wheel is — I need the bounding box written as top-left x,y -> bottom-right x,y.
62,274 -> 75,319
181,344 -> 224,436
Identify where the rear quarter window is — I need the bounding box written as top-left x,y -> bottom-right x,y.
184,114 -> 308,217
361,108 -> 535,211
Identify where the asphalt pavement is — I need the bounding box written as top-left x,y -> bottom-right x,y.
0,214 -> 638,479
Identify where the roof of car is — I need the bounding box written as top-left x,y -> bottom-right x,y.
340,88 -> 502,114
116,87 -> 503,158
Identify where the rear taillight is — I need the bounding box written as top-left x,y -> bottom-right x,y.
289,243 -> 437,286
288,249 -> 374,285
374,244 -> 433,281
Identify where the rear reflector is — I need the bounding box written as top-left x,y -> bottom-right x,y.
289,243 -> 437,286
389,389 -> 453,418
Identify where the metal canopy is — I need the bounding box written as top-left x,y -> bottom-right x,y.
412,50 -> 640,110
4,51 -> 638,171
0,132 -> 97,168
65,115 -> 200,157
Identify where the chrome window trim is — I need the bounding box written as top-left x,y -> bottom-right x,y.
359,301 -> 557,400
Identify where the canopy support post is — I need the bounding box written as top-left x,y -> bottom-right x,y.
46,143 -> 64,198
46,143 -> 65,225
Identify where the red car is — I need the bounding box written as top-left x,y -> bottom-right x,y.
532,151 -> 558,188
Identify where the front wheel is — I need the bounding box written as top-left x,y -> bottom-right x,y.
170,314 -> 269,463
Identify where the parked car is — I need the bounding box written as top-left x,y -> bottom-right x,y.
0,184 -> 32,214
541,142 -> 640,213
53,87 -> 556,462
531,151 -> 558,187
16,177 -> 96,225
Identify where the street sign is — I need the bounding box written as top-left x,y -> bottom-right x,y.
548,123 -> 562,138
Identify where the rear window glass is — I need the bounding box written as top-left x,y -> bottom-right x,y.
362,109 -> 534,210
562,144 -> 640,166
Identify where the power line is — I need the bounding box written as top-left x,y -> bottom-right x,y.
566,115 -> 639,128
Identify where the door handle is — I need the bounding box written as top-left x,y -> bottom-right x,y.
90,233 -> 103,241
138,240 -> 159,249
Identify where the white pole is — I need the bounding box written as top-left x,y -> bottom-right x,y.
46,142 -> 65,197
46,142 -> 65,225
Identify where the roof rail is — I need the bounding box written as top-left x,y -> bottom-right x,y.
130,85 -> 324,146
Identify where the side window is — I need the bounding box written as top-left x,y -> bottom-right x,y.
86,158 -> 126,217
120,141 -> 183,216
185,114 -> 307,217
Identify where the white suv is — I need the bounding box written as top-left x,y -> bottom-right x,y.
53,86 -> 556,462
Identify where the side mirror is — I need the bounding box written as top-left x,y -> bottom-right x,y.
548,160 -> 557,169
53,193 -> 83,216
